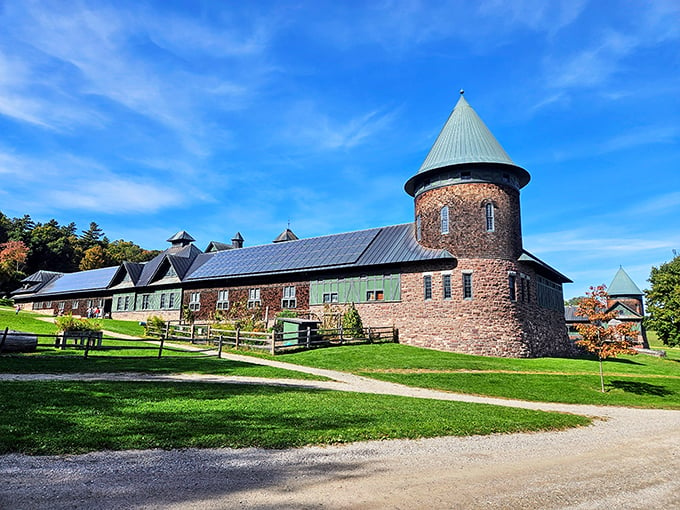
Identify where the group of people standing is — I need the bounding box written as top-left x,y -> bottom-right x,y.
86,307 -> 101,319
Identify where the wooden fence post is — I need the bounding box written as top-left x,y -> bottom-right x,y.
306,326 -> 311,349
190,323 -> 195,343
270,331 -> 275,355
83,336 -> 91,359
158,335 -> 165,359
218,335 -> 223,358
164,321 -> 170,338
0,327 -> 8,353
235,328 -> 240,349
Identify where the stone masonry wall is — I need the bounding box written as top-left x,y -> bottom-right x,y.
310,259 -> 570,358
185,280 -> 310,323
415,182 -> 523,259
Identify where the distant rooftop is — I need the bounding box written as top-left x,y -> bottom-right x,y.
608,267 -> 643,296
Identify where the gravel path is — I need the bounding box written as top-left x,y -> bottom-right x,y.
1,351 -> 678,509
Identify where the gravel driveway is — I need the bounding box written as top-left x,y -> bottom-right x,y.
1,352 -> 678,509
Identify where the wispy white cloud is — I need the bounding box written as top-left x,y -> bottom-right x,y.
281,102 -> 398,151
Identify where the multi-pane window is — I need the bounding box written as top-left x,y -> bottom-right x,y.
160,293 -> 167,309
416,215 -> 422,241
424,275 -> 432,300
116,297 -> 123,311
124,296 -> 130,310
508,273 -> 517,301
440,206 -> 449,234
189,292 -> 200,311
366,290 -> 384,301
442,274 -> 452,299
87,300 -> 93,308
485,203 -> 495,232
281,286 -> 296,308
323,292 -> 339,303
216,290 -> 230,310
462,272 -> 473,299
247,288 -> 261,309
58,302 -> 65,312
72,300 -> 79,309
168,294 -> 175,308
141,294 -> 151,310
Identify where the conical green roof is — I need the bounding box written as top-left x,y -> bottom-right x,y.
405,93 -> 530,196
608,267 -> 643,296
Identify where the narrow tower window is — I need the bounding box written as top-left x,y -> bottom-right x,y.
462,272 -> 473,299
423,275 -> 432,300
440,206 -> 449,234
416,215 -> 422,241
508,273 -> 516,301
442,274 -> 452,299
485,203 -> 495,232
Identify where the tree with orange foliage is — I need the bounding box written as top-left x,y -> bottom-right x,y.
576,285 -> 637,392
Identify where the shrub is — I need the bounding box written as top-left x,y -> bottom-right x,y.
145,315 -> 166,335
0,298 -> 14,306
342,303 -> 364,338
55,314 -> 102,332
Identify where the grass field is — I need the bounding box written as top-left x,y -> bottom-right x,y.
257,343 -> 680,409
0,381 -> 589,455
2,306 -> 676,454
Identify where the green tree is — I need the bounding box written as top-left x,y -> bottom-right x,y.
564,296 -> 585,306
106,239 -> 159,264
342,303 -> 364,338
79,245 -> 111,270
80,222 -> 105,250
645,254 -> 680,347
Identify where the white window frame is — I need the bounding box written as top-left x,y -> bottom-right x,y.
281,286 -> 296,309
216,290 -> 230,310
247,288 -> 261,309
440,206 -> 449,234
189,292 -> 201,311
485,202 -> 495,232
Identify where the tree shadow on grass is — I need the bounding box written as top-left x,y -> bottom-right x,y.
607,380 -> 673,397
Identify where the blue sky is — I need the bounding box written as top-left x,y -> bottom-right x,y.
0,0 -> 678,299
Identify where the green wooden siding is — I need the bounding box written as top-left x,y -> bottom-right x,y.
310,274 -> 400,305
112,289 -> 181,312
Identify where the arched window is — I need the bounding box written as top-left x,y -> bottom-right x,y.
440,206 -> 449,234
416,215 -> 422,241
485,203 -> 495,232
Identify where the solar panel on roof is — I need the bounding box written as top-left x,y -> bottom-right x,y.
40,266 -> 118,295
188,228 -> 380,280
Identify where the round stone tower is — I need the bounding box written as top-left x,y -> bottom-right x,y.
404,92 -> 530,260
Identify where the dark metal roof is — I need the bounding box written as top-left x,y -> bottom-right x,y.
12,270 -> 62,296
139,244 -> 201,286
205,241 -> 233,253
518,250 -> 572,284
273,228 -> 299,243
166,230 -> 195,243
186,224 -> 452,281
36,266 -> 119,296
564,305 -> 588,322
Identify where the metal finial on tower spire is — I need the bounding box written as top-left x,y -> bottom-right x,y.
459,89 -> 464,95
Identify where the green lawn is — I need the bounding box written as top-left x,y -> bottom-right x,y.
255,343 -> 680,409
0,381 -> 589,455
